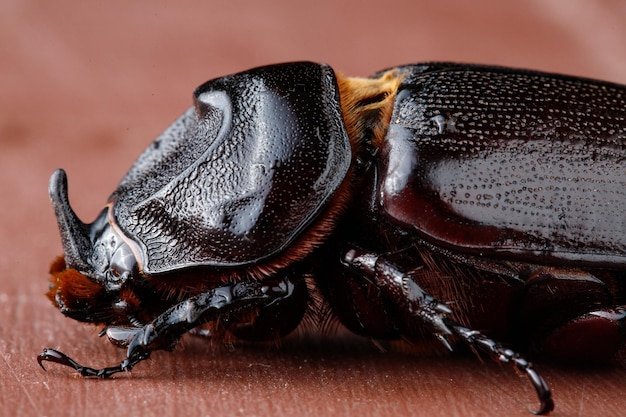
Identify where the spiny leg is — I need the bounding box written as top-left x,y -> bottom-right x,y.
38,277 -> 295,377
443,319 -> 554,415
342,248 -> 554,415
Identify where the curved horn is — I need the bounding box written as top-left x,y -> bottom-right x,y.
49,169 -> 93,273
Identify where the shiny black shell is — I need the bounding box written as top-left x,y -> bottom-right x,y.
43,63 -> 626,414
109,62 -> 351,272
377,63 -> 626,267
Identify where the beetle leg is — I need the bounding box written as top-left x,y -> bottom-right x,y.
443,320 -> 554,415
341,248 -> 554,415
38,277 -> 294,377
342,248 -> 455,347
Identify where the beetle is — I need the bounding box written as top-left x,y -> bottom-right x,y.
38,61 -> 626,414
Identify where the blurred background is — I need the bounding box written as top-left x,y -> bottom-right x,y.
2,1 -> 626,416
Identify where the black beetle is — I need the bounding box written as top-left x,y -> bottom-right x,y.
39,61 -> 626,414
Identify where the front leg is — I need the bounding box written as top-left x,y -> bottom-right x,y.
37,277 -> 294,377
341,247 -> 554,415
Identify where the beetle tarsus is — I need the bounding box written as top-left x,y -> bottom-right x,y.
444,319 -> 554,415
37,347 -> 137,378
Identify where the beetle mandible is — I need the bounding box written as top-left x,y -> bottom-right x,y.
39,61 -> 626,414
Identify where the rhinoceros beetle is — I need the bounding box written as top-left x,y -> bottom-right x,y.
39,61 -> 626,414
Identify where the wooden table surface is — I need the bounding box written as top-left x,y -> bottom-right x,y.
2,1 -> 626,416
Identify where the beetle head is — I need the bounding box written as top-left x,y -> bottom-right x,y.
48,169 -> 140,325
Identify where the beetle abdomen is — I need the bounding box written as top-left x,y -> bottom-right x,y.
379,64 -> 626,266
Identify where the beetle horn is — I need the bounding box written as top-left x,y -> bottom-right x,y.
49,169 -> 94,273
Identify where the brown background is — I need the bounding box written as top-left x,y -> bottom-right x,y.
2,1 -> 626,416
